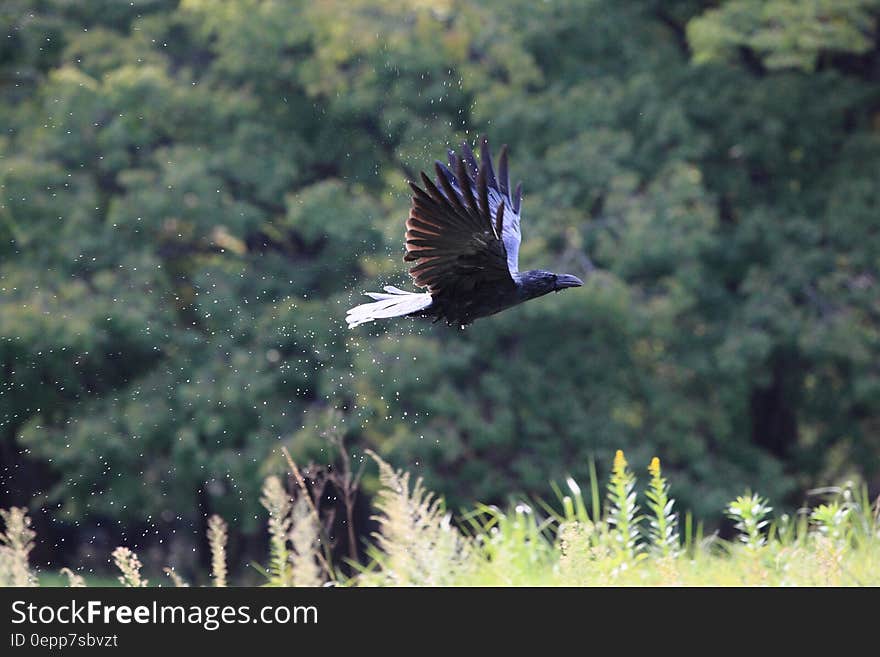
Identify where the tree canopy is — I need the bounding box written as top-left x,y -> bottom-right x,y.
1,0 -> 879,569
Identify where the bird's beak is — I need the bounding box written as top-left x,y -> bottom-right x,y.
554,274 -> 584,290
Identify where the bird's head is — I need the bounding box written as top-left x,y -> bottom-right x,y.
518,270 -> 584,300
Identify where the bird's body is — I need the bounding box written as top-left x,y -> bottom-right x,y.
346,137 -> 583,329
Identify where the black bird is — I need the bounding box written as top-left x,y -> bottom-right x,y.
346,137 -> 583,328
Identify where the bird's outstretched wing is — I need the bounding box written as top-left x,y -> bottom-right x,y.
440,137 -> 524,274
404,138 -> 521,295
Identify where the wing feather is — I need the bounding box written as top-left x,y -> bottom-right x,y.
460,142 -> 480,177
447,137 -> 524,274
404,139 -> 519,294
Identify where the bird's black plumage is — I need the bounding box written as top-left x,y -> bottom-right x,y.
346,137 -> 583,328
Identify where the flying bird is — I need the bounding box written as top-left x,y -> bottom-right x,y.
346,137 -> 583,328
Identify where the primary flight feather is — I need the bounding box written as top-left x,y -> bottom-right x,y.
346,137 -> 583,328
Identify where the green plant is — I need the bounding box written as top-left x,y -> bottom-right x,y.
645,457 -> 679,557
289,498 -> 323,587
727,493 -> 773,550
811,502 -> 850,545
3,451 -> 880,587
260,476 -> 293,586
606,450 -> 642,563
362,451 -> 473,586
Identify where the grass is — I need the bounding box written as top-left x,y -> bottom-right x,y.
2,449 -> 879,587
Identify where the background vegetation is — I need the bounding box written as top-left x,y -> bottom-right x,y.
4,452 -> 878,586
1,0 -> 879,581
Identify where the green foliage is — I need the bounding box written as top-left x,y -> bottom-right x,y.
606,450 -> 641,562
260,476 -> 293,586
362,452 -> 880,585
1,0 -> 879,570
256,469 -> 325,587
646,457 -> 679,557
688,0 -> 880,71
362,451 -> 472,586
727,493 -> 773,550
811,501 -> 850,545
8,454 -> 880,586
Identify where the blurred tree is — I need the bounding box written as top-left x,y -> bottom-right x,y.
1,0 -> 878,572
688,0 -> 880,71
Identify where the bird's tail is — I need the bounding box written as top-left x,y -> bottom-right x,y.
346,286 -> 433,328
